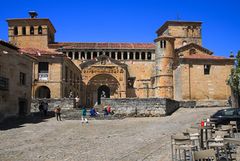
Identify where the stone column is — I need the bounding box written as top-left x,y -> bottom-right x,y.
133,52 -> 136,60
127,52 -> 130,60
72,51 -> 75,60
115,52 -> 117,60
91,51 -> 93,59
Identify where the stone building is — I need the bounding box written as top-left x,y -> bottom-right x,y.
0,40 -> 34,121
6,12 -> 234,107
20,48 -> 82,100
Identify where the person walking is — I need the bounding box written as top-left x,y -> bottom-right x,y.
54,106 -> 62,121
81,107 -> 88,123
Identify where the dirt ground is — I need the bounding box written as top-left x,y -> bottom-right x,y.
0,107 -> 226,161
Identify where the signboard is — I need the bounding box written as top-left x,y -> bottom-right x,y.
39,73 -> 48,81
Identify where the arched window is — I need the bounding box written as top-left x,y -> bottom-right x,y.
22,27 -> 26,35
105,52 -> 109,57
111,52 -> 115,59
68,52 -> 73,59
147,52 -> 152,60
123,52 -> 128,60
81,52 -> 85,59
160,40 -> 166,48
93,52 -> 97,58
117,52 -> 122,60
87,52 -> 91,59
74,52 -> 79,60
135,52 -> 140,60
141,52 -> 146,60
38,26 -> 42,34
14,26 -> 18,35
129,52 -> 134,60
30,26 -> 34,35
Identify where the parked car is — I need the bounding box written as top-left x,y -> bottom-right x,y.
210,108 -> 240,129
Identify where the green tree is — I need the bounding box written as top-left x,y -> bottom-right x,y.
227,51 -> 240,108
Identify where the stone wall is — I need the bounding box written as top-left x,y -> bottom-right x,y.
31,98 -> 76,112
101,98 -> 179,117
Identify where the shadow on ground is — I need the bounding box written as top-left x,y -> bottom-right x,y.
0,111 -> 55,131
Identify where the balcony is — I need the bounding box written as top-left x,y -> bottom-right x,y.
0,76 -> 9,90
39,73 -> 48,81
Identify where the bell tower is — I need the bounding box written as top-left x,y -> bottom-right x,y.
154,36 -> 175,99
7,11 -> 56,49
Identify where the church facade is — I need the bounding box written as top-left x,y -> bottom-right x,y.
6,13 -> 234,107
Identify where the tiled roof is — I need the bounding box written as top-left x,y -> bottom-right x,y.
49,42 -> 155,50
175,43 -> 213,55
0,40 -> 19,50
182,54 -> 233,60
20,48 -> 62,56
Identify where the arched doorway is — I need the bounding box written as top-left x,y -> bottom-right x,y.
86,74 -> 120,107
35,86 -> 51,98
97,85 -> 110,104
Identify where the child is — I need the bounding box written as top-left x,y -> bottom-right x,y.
81,107 -> 88,123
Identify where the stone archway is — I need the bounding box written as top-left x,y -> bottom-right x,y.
86,74 -> 120,106
35,86 -> 51,98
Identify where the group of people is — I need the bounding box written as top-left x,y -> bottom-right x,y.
38,100 -> 114,123
38,101 -> 48,117
103,105 -> 114,116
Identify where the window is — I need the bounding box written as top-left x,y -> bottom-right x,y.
38,26 -> 42,34
123,52 -> 128,60
74,52 -> 79,60
68,52 -> 73,59
160,40 -> 166,48
38,62 -> 49,81
30,26 -> 34,35
81,52 -> 85,59
111,52 -> 115,59
20,72 -> 26,85
22,27 -> 26,35
14,26 -> 18,35
141,52 -> 146,60
105,52 -> 109,57
87,52 -> 91,59
204,65 -> 211,75
93,52 -> 97,58
223,109 -> 235,116
129,52 -> 134,60
135,52 -> 140,60
38,62 -> 49,73
0,76 -> 9,91
147,52 -> 152,60
117,52 -> 121,60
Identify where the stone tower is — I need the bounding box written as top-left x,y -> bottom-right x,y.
154,36 -> 175,99
6,11 -> 56,49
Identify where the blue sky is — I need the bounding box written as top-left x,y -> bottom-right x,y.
0,0 -> 239,57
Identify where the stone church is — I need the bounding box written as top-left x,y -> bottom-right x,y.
6,12 -> 234,107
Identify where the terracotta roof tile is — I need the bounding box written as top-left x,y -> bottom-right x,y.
20,48 -> 62,56
48,42 -> 155,50
182,54 -> 232,60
